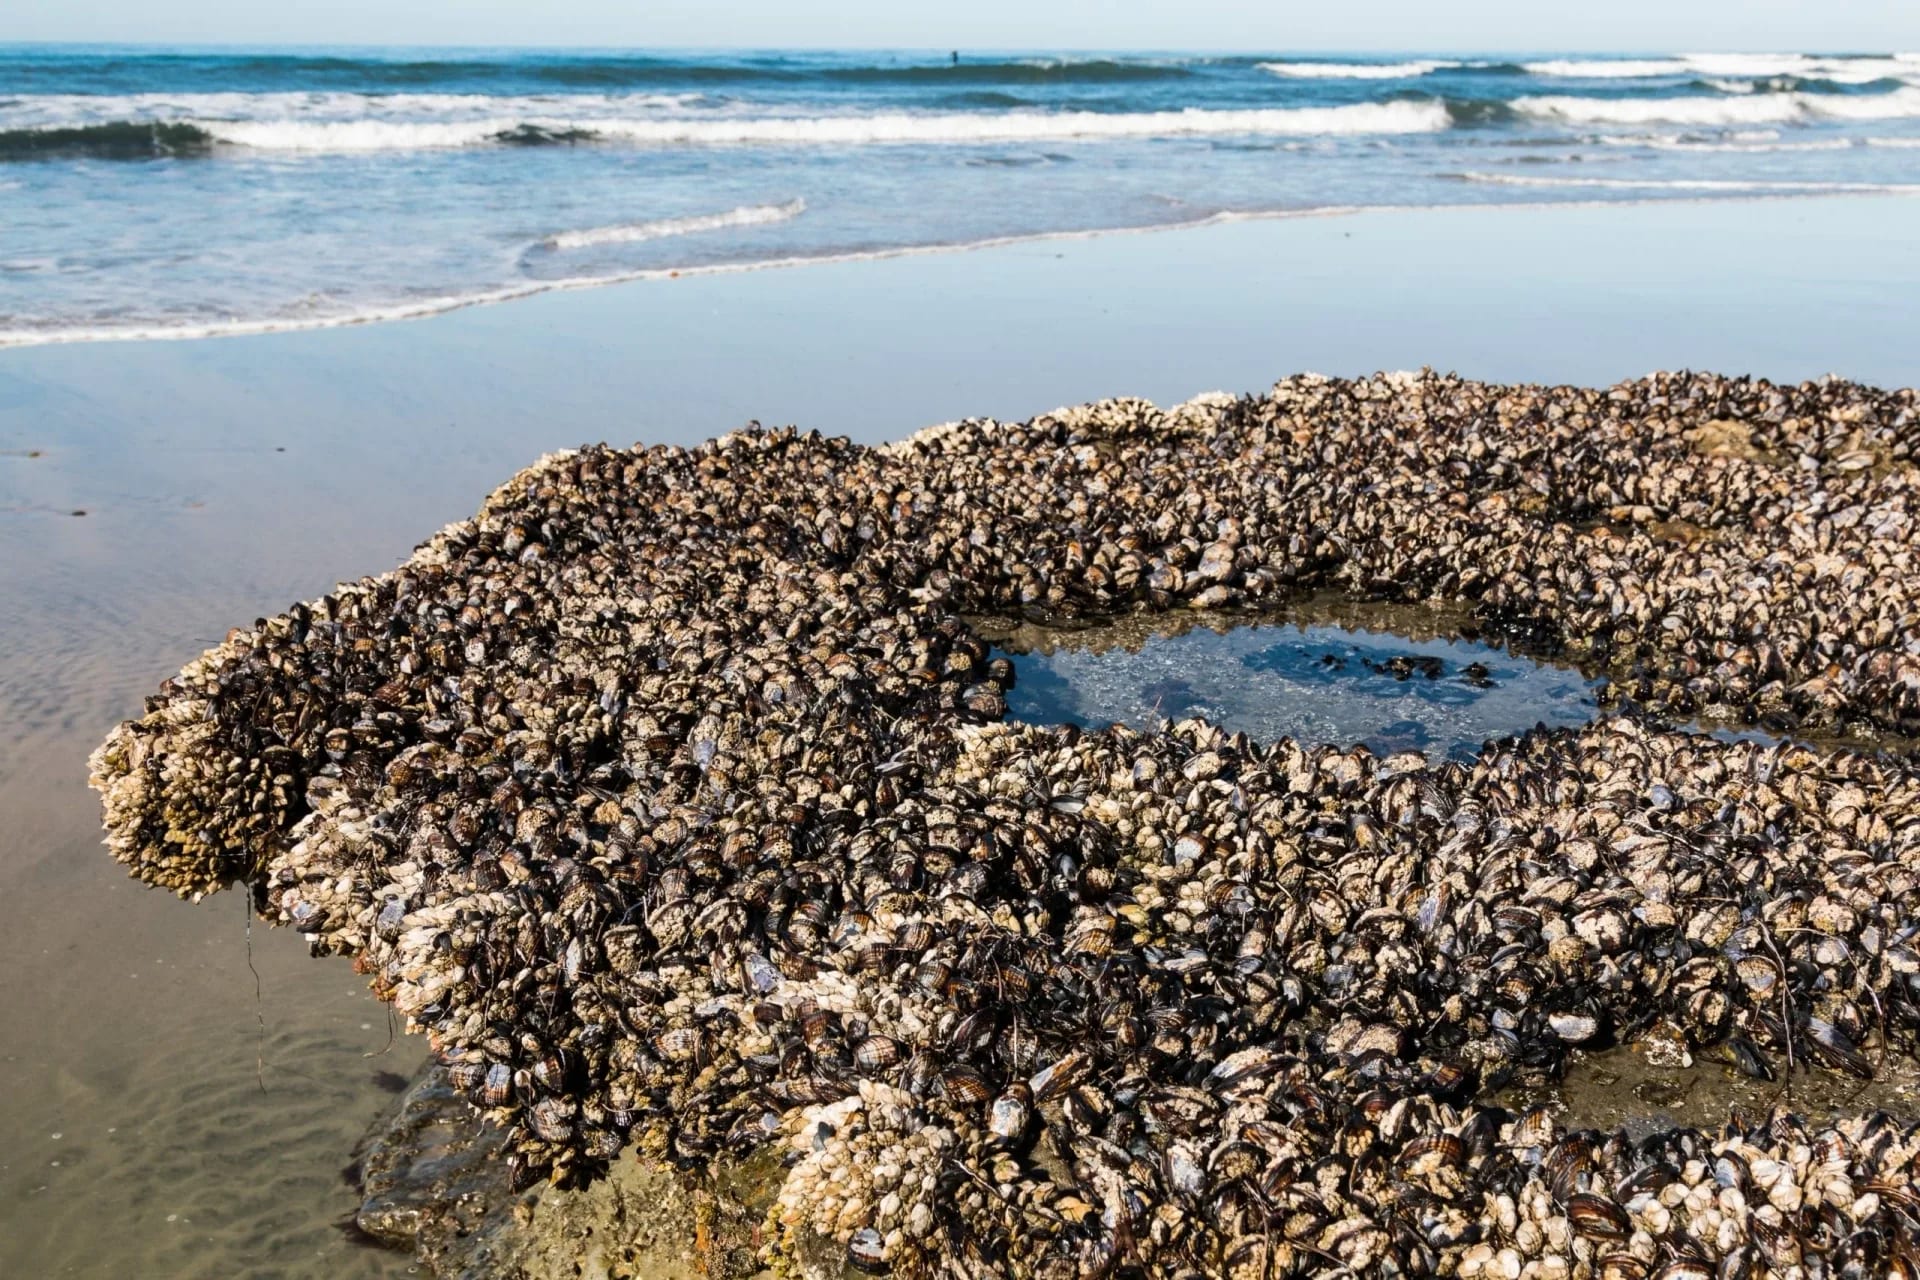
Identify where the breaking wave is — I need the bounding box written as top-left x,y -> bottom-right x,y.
1514,87 -> 1920,126
543,199 -> 807,250
0,121 -> 215,160
1524,54 -> 1920,83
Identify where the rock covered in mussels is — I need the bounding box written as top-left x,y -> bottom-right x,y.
89,373 -> 1920,1277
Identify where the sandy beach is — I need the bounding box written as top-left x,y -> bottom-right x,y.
3,194 -> 1919,1277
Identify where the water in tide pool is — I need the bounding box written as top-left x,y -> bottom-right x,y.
3,45 -> 1920,346
983,608 -> 1603,761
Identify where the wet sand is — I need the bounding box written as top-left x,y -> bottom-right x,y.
3,195 -> 1919,1277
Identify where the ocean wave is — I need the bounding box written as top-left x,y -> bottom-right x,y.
544,199 -> 806,250
1525,54 -> 1920,83
573,102 -> 1456,144
1683,53 -> 1920,84
1513,87 -> 1920,126
1451,170 -> 1920,193
0,121 -> 215,160
0,91 -> 711,131
39,101 -> 1454,154
1522,58 -> 1694,79
0,116 -> 606,158
1807,88 -> 1920,119
832,59 -> 1192,84
204,118 -> 592,151
1257,60 -> 1456,79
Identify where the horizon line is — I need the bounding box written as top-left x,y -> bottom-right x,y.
3,40 -> 1915,57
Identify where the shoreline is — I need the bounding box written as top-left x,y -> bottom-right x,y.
4,189 -> 1917,350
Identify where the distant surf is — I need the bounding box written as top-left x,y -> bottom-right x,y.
1522,53 -> 1920,82
1257,59 -> 1458,79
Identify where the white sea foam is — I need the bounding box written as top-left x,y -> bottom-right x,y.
1662,137 -> 1854,152
1866,136 -> 1920,147
1454,171 -> 1920,193
544,199 -> 806,250
204,118 -> 528,151
1522,59 -> 1693,79
1257,60 -> 1455,79
194,101 -> 1453,151
1682,53 -> 1920,83
1594,131 -> 1855,152
1809,89 -> 1920,119
1514,87 -> 1920,126
1693,137 -> 1852,152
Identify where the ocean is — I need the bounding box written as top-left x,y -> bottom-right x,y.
2,44 -> 1919,347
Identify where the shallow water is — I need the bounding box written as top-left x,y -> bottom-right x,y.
985,602 -> 1602,759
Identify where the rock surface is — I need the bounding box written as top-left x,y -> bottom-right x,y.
92,373 -> 1920,1277
351,1066 -> 803,1279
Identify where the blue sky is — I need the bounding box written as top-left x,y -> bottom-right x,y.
7,0 -> 1918,50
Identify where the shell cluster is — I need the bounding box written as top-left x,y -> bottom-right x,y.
90,371 -> 1920,1277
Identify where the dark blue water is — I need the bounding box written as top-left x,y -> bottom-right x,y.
3,45 -> 1918,345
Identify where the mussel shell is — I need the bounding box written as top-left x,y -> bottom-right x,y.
941,1066 -> 993,1103
481,1062 -> 513,1107
847,1227 -> 889,1274
1567,1192 -> 1631,1238
989,1084 -> 1032,1145
853,1035 -> 905,1071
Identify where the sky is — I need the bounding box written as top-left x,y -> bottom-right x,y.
6,0 -> 1919,51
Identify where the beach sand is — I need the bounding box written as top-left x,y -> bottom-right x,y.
1,194 -> 1916,1277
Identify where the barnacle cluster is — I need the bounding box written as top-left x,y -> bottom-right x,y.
92,372 -> 1920,1277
